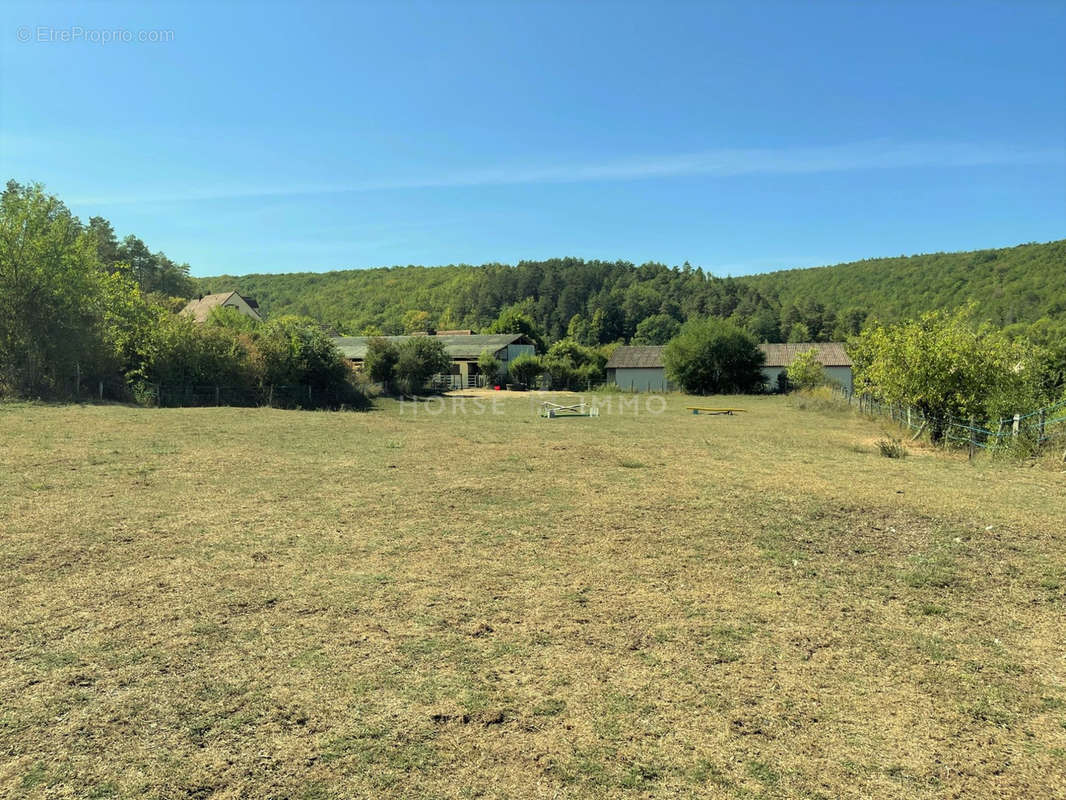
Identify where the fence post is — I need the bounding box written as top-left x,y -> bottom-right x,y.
75,363 -> 80,398
308,384 -> 312,405
1012,414 -> 1021,438
98,381 -> 104,401
1039,409 -> 1046,442
215,385 -> 221,406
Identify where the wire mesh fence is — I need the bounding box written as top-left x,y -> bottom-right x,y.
835,387 -> 1066,453
14,371 -> 368,410
147,383 -> 364,410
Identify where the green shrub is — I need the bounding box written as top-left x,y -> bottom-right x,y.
508,353 -> 543,389
394,336 -> 451,395
365,337 -> 400,389
477,349 -> 502,386
663,317 -> 765,395
789,386 -> 847,412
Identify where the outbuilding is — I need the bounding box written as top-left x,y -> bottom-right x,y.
759,342 -> 853,392
332,332 -> 535,389
605,341 -> 854,392
605,346 -> 674,392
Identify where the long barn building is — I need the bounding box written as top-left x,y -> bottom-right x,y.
332,332 -> 535,389
606,342 -> 853,393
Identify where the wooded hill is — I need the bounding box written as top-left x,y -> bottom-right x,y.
741,240 -> 1066,329
197,239 -> 1066,345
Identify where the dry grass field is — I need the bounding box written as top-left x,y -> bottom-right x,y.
1,392 -> 1064,799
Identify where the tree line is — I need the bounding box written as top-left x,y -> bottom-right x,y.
197,240 -> 1066,354
197,259 -> 862,345
0,181 -> 365,407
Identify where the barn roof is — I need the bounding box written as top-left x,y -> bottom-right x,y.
606,342 -> 853,369
332,333 -> 531,360
759,342 -> 852,367
606,346 -> 666,369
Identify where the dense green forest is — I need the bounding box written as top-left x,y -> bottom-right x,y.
741,241 -> 1066,328
198,240 -> 1066,346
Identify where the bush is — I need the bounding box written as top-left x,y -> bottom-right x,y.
542,355 -> 577,389
540,339 -> 608,389
365,337 -> 400,389
663,317 -> 765,394
133,311 -> 256,390
877,438 -> 907,458
394,336 -> 451,394
508,353 -> 543,389
477,349 -> 502,386
789,386 -> 847,412
256,316 -> 353,394
133,313 -> 368,409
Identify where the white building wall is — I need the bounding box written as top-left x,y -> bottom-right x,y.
221,294 -> 262,321
613,367 -> 672,392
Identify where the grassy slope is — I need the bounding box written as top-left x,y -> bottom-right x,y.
1,397 -> 1064,798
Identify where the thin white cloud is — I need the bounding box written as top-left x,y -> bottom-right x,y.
57,139 -> 1066,206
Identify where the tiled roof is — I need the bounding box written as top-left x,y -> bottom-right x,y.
606,346 -> 667,369
759,342 -> 852,367
606,342 -> 853,369
180,292 -> 237,323
332,333 -> 531,360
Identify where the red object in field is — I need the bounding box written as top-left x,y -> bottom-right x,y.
494,385 -> 501,391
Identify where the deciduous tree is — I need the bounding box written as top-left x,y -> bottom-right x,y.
851,308 -> 1043,442
663,317 -> 765,394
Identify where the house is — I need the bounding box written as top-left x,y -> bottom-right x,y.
180,291 -> 262,323
332,332 -> 536,389
605,341 -> 854,392
759,342 -> 853,392
605,346 -> 674,392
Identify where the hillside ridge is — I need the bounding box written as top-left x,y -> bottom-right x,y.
197,239 -> 1066,342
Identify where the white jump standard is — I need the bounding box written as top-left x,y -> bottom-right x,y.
539,401 -> 600,418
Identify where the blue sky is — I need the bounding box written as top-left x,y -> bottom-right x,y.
2,1 -> 1064,277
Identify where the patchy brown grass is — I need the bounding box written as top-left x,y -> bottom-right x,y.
1,393 -> 1064,799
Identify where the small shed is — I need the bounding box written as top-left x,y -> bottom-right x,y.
605,346 -> 673,392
